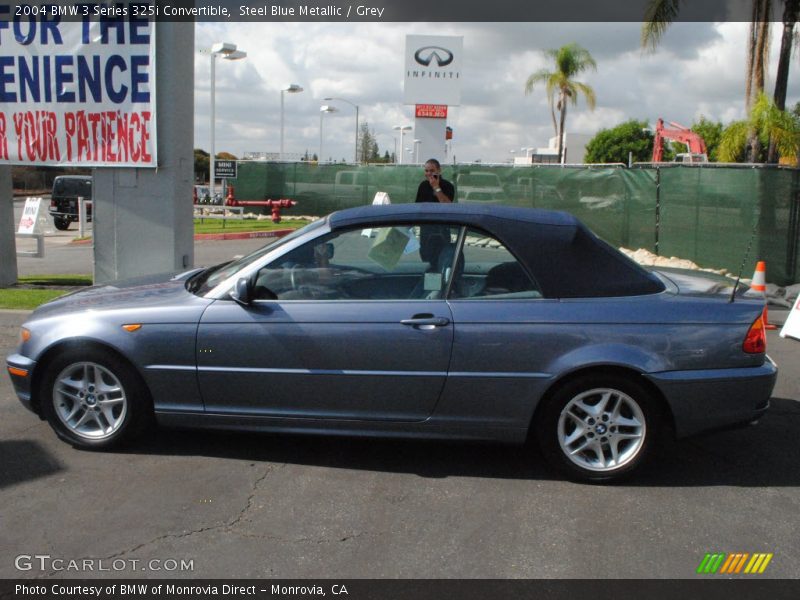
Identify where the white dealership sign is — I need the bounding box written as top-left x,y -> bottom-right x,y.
17,197 -> 45,234
404,35 -> 462,106
0,3 -> 156,167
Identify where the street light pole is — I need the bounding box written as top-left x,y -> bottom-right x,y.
324,97 -> 359,163
392,125 -> 411,164
319,105 -> 337,163
280,84 -> 304,161
208,42 -> 246,197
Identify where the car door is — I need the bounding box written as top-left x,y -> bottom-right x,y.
434,227 -> 556,428
196,224 -> 458,422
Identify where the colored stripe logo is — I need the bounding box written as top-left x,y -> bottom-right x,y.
697,553 -> 773,574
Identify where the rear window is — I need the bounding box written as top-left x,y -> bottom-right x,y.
53,178 -> 92,198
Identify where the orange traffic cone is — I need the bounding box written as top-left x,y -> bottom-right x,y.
751,261 -> 777,330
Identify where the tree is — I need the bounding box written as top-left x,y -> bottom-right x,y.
524,43 -> 597,163
641,0 -> 795,162
718,93 -> 800,162
688,117 -> 724,162
584,120 -> 654,164
768,0 -> 799,162
194,149 -> 209,183
357,121 -> 380,163
642,1 -> 771,109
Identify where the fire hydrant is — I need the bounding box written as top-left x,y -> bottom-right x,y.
263,199 -> 297,223
225,186 -> 298,222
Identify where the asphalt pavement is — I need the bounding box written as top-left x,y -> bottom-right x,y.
4,199 -> 800,579
1,307 -> 799,579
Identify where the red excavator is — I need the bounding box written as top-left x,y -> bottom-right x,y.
652,118 -> 708,163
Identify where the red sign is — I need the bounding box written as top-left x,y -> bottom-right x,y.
415,104 -> 448,118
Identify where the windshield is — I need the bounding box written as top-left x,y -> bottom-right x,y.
188,218 -> 326,296
53,178 -> 92,197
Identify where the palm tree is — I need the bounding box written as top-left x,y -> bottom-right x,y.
718,93 -> 800,162
642,0 -> 777,161
524,43 -> 597,163
768,0 -> 799,162
642,0 -> 771,110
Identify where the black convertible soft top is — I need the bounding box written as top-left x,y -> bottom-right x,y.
328,204 -> 665,298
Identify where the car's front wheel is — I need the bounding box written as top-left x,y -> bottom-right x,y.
535,374 -> 660,483
40,349 -> 151,449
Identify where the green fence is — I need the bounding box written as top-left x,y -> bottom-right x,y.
231,162 -> 800,285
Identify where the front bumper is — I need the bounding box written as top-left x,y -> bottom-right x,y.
645,356 -> 777,438
6,354 -> 37,414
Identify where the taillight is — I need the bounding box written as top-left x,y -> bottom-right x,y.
742,312 -> 767,354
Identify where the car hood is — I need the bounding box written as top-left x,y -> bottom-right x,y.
30,268 -> 207,319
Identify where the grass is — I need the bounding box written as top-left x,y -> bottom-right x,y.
0,274 -> 92,310
193,218 -> 307,235
0,288 -> 69,310
18,274 -> 93,286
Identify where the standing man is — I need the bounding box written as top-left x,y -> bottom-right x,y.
415,159 -> 455,264
415,158 -> 454,204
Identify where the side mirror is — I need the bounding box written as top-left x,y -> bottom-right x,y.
230,277 -> 253,306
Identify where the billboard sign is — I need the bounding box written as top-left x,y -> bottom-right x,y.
404,35 -> 462,106
415,104 -> 448,118
0,6 -> 157,167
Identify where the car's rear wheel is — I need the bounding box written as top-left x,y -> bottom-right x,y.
53,217 -> 70,230
40,349 -> 151,449
535,374 -> 660,483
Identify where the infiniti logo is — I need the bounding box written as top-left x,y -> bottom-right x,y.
414,46 -> 454,67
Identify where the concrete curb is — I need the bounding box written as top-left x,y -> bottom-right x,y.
194,228 -> 295,241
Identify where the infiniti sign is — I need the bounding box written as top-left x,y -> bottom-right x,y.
414,46 -> 454,67
404,34 -> 463,106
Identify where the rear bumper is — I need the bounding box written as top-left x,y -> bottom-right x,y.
6,354 -> 37,414
48,211 -> 92,221
645,357 -> 777,438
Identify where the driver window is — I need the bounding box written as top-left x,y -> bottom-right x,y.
253,224 -> 459,300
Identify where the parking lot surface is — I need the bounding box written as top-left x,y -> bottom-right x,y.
1,302 -> 799,579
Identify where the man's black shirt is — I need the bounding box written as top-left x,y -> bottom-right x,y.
415,177 -> 455,203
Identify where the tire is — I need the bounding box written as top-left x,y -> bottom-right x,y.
535,374 -> 660,483
53,217 -> 70,231
39,348 -> 152,449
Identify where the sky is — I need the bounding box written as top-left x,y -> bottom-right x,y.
193,21 -> 800,165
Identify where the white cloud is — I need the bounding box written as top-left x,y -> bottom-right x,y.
194,22 -> 800,164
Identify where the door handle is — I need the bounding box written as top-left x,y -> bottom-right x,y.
401,316 -> 450,329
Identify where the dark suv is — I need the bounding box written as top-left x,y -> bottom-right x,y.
50,175 -> 92,231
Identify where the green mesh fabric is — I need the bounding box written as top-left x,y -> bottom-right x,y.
231,162 -> 799,285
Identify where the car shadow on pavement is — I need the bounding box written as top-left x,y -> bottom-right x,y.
633,396 -> 800,487
0,440 -> 63,489
116,397 -> 800,487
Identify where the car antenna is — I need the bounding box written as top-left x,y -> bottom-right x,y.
729,218 -> 759,303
